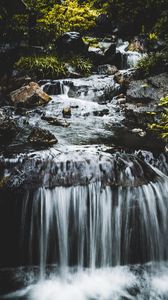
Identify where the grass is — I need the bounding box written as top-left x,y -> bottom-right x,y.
15,55 -> 93,79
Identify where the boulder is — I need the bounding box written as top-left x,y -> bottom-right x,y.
124,104 -> 157,129
56,32 -> 88,56
28,127 -> 58,146
0,109 -> 18,143
41,115 -> 70,127
88,51 -> 105,66
126,73 -> 168,103
104,52 -> 122,68
93,109 -> 109,116
10,82 -> 51,107
105,43 -> 116,57
97,64 -> 118,75
128,39 -> 145,52
62,107 -> 71,118
114,71 -> 130,94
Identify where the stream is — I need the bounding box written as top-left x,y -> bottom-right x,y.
0,42 -> 168,300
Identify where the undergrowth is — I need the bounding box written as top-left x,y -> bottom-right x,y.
15,55 -> 93,79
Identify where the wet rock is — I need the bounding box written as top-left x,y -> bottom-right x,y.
93,109 -> 109,116
97,64 -> 118,75
88,51 -> 105,66
105,43 -> 116,57
65,75 -> 117,103
117,97 -> 126,105
128,39 -> 145,52
43,81 -> 64,95
124,104 -> 157,129
56,32 -> 88,56
0,149 -> 161,191
126,73 -> 168,104
88,47 -> 104,56
131,128 -> 146,137
114,72 -> 130,93
62,107 -> 71,118
41,115 -> 70,127
104,52 -> 122,67
10,82 -> 51,108
28,127 -> 58,146
0,109 -> 18,144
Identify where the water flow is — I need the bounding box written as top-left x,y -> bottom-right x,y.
21,177 -> 168,279
117,41 -> 145,69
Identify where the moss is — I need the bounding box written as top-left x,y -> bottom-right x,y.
15,55 -> 93,79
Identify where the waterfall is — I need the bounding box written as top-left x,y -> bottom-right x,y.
20,177 -> 168,280
116,41 -> 145,69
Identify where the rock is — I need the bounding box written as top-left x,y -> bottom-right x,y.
56,32 -> 88,56
105,43 -> 116,57
41,115 -> 70,127
131,128 -> 146,137
128,39 -> 145,52
62,107 -> 71,118
93,109 -> 109,116
10,82 -> 51,108
126,73 -> 168,103
43,81 -> 64,95
88,51 -> 105,66
117,98 -> 126,105
28,127 -> 58,146
97,65 -> 118,75
124,104 -> 156,129
114,72 -> 130,94
0,109 -> 18,144
88,47 -> 103,55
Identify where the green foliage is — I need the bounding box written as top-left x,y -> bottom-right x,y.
83,36 -> 99,48
15,55 -> 93,79
67,56 -> 93,75
38,0 -> 100,38
154,10 -> 168,39
149,95 -> 168,140
136,52 -> 168,76
15,56 -> 66,79
90,0 -> 168,36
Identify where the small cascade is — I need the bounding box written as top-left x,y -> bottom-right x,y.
43,80 -> 69,96
42,75 -> 117,103
20,177 -> 168,279
117,41 -> 145,69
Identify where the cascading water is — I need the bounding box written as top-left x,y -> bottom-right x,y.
1,40 -> 168,300
1,168 -> 168,300
116,41 -> 145,69
21,178 -> 168,279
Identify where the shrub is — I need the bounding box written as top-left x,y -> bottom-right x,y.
38,0 -> 100,38
15,55 -> 93,79
149,95 -> 168,140
68,56 -> 93,75
136,52 -> 168,77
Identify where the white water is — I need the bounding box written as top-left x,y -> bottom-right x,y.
20,177 -> 168,280
117,41 -> 145,69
